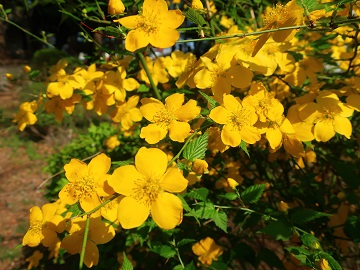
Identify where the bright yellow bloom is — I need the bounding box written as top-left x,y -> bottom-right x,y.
104,135 -> 121,151
26,250 -> 43,269
23,65 -> 32,73
61,216 -> 115,268
164,50 -> 197,78
13,98 -> 42,131
83,79 -> 116,115
108,0 -> 125,15
101,195 -> 123,224
23,204 -> 59,247
140,93 -> 201,144
59,153 -> 113,212
298,92 -> 354,142
191,0 -> 203,10
227,178 -> 239,189
192,237 -> 223,266
137,56 -> 169,86
253,0 -> 303,56
114,0 -> 185,52
46,70 -> 85,100
108,147 -> 188,229
243,82 -> 284,122
111,95 -> 143,130
44,94 -> 81,122
209,94 -> 260,147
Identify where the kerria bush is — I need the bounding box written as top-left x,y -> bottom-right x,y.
3,0 -> 360,269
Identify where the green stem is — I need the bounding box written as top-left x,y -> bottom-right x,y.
79,215 -> 91,270
176,18 -> 360,44
137,52 -> 162,101
0,17 -> 55,48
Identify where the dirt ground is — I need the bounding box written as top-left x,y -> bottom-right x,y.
0,64 -> 51,270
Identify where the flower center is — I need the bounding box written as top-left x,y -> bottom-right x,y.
29,218 -> 43,236
132,177 -> 163,207
228,107 -> 252,131
137,12 -> 160,35
153,108 -> 174,128
69,176 -> 96,200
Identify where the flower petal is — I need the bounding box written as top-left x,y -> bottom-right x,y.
174,99 -> 200,121
140,124 -> 168,144
135,147 -> 168,177
118,196 -> 150,229
165,93 -> 184,111
209,106 -> 231,125
221,124 -> 241,147
140,98 -> 164,122
333,116 -> 352,139
125,29 -> 150,52
108,165 -> 142,195
161,167 -> 188,192
64,159 -> 88,183
151,193 -> 183,229
314,119 -> 335,142
88,153 -> 111,180
168,121 -> 190,142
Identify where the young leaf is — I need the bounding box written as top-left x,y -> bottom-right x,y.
258,220 -> 293,241
291,209 -> 332,224
301,233 -> 321,249
184,261 -> 197,270
240,184 -> 267,204
199,91 -> 219,109
297,0 -> 324,13
187,187 -> 209,201
240,140 -> 250,158
218,192 -> 238,200
183,8 -> 208,27
213,210 -> 228,233
285,246 -> 311,266
151,245 -> 176,259
317,251 -> 342,270
122,252 -> 134,270
183,132 -> 209,161
193,202 -> 216,219
177,238 -> 196,246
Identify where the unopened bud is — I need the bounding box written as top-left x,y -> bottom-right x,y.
192,159 -> 208,175
191,0 -> 204,10
278,201 -> 289,212
227,178 -> 239,189
317,258 -> 331,270
108,0 -> 125,15
5,73 -> 14,80
23,65 -> 31,73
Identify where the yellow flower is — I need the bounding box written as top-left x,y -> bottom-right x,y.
108,0 -> 125,15
137,56 -> 169,86
192,159 -> 208,175
44,94 -> 81,122
192,237 -> 223,266
5,73 -> 14,80
104,135 -> 121,151
298,92 -> 354,142
61,216 -> 115,268
191,0 -> 203,10
227,178 -> 239,189
220,15 -> 234,29
114,0 -> 185,52
164,50 -> 197,78
101,195 -> 123,224
23,204 -> 59,247
46,70 -> 85,100
26,250 -> 43,269
13,98 -> 42,131
59,153 -> 113,212
111,95 -> 143,130
83,79 -> 116,115
108,147 -> 188,229
209,94 -> 260,147
140,93 -> 201,144
23,65 -> 32,73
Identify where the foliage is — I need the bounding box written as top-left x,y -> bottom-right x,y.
1,0 -> 360,269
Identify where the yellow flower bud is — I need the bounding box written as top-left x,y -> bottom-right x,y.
227,178 -> 239,189
317,258 -> 331,270
104,135 -> 120,151
192,159 -> 208,175
23,65 -> 31,73
278,201 -> 289,212
108,0 -> 125,15
5,73 -> 14,80
191,0 -> 204,10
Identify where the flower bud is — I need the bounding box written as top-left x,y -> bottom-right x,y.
192,159 -> 208,175
278,201 -> 289,212
191,0 -> 204,10
227,178 -> 239,189
108,0 -> 125,15
317,258 -> 331,270
5,73 -> 14,80
23,65 -> 31,73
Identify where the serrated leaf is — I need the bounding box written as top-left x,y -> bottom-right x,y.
297,0 -> 324,13
213,211 -> 228,233
177,238 -> 196,246
178,195 -> 191,212
291,209 -> 332,224
218,192 -> 238,200
199,91 -> 219,109
286,246 -> 311,256
317,251 -> 342,270
62,202 -> 83,218
301,233 -> 320,249
239,140 -> 250,158
184,8 -> 208,27
183,132 -> 209,161
258,220 -> 293,241
240,184 -> 267,204
187,187 -> 209,201
184,261 -> 197,270
151,245 -> 176,259
193,202 -> 216,219
122,252 -> 134,270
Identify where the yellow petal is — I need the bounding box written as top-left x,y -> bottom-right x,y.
116,15 -> 139,29
223,94 -> 242,113
221,124 -> 241,147
298,102 -> 319,123
125,29 -> 150,52
209,106 -> 230,125
161,167 -> 188,192
163,10 -> 185,28
80,193 -> 101,212
168,121 -> 190,142
149,28 -> 181,49
143,0 -> 168,13
175,99 -> 200,121
283,134 -> 305,158
118,196 -> 150,229
61,232 -> 83,254
226,65 -> 253,89
194,69 -> 213,89
108,165 -> 142,195
165,93 -> 184,111
240,126 -> 260,144
333,116 -> 352,139
266,127 -> 283,149
64,159 -> 88,183
84,241 -> 99,268
135,147 -> 168,178
140,98 -> 164,121
140,124 -> 168,144
346,94 -> 360,111
314,119 -> 335,142
151,193 -> 183,229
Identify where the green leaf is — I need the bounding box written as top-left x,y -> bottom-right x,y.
213,211 -> 228,233
29,70 -> 41,79
301,233 -> 321,249
297,0 -> 324,13
258,220 -> 293,241
187,187 -> 209,201
199,91 -> 219,109
122,252 -> 134,270
62,202 -> 83,218
239,141 -> 250,158
178,195 -> 191,212
184,261 -> 197,270
137,84 -> 150,93
218,192 -> 238,200
241,184 -> 267,204
285,246 -> 311,266
177,239 -> 196,246
183,8 -> 208,27
291,209 -> 332,224
193,202 -> 216,219
317,251 -> 342,270
93,26 -> 123,38
183,132 -> 209,161
151,245 -> 176,259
